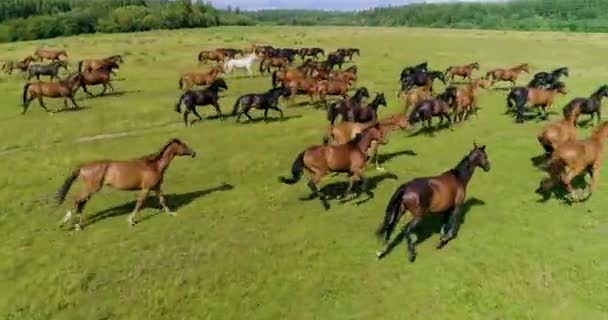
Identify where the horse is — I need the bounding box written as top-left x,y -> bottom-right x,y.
2,56 -> 36,75
279,125 -> 386,210
232,87 -> 290,123
218,48 -> 243,59
174,78 -> 228,127
337,48 -> 360,61
299,47 -> 325,59
536,121 -> 608,202
259,56 -> 289,74
79,63 -> 118,97
26,60 -> 68,82
375,142 -> 490,262
327,87 -> 370,125
562,85 -> 608,126
198,49 -> 226,64
537,108 -> 579,157
223,53 -> 259,76
178,65 -> 224,90
445,62 -> 479,82
316,79 -> 350,104
326,52 -> 346,69
408,87 -> 457,129
351,92 -> 387,123
528,67 -> 569,88
55,138 -> 196,230
507,81 -> 567,122
399,70 -> 446,95
22,72 -> 84,114
284,77 -> 321,105
403,87 -> 432,115
78,55 -> 123,73
400,62 -> 428,83
485,63 -> 529,87
272,68 -> 306,88
330,65 -> 358,84
33,48 -> 67,62
451,78 -> 488,122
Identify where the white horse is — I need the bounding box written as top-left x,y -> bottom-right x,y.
223,53 -> 259,76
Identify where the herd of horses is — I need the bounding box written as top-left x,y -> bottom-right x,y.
3,41 -> 606,263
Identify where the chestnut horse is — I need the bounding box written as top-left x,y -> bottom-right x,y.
562,85 -> 608,126
78,55 -> 123,73
485,63 -> 529,87
284,77 -> 321,105
507,81 -> 567,122
280,125 -> 386,210
316,79 -> 350,103
536,121 -> 608,201
259,56 -> 289,75
179,65 -> 223,90
22,72 -> 84,114
330,65 -> 358,84
537,108 -> 579,157
445,62 -> 479,82
56,138 -> 196,230
272,68 -> 306,88
34,48 -> 67,62
375,142 -> 490,262
80,63 -> 118,97
198,49 -> 226,64
451,78 -> 488,122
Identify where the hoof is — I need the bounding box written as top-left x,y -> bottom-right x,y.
376,167 -> 386,171
408,253 -> 417,262
128,219 -> 136,226
167,211 -> 177,216
74,224 -> 82,231
375,250 -> 384,259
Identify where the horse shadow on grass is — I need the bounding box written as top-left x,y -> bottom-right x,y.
377,197 -> 486,259
83,183 -> 234,227
408,123 -> 453,137
237,114 -> 302,124
377,149 -> 416,166
53,106 -> 90,113
535,175 -> 591,205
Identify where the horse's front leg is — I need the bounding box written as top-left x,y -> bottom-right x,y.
154,186 -> 175,216
212,102 -> 223,120
128,189 -> 150,226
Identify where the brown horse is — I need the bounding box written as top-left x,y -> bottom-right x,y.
452,78 -> 488,122
79,64 -> 117,97
403,87 -> 432,115
272,68 -> 306,87
22,72 -> 84,114
537,107 -> 579,157
536,121 -> 608,201
179,65 -> 223,90
33,48 -> 68,62
330,65 -> 358,84
280,126 -> 386,210
78,55 -> 123,73
259,56 -> 289,74
375,142 -> 490,262
316,79 -> 350,103
284,77 -> 321,105
55,138 -> 196,230
445,62 -> 479,82
508,81 -> 567,120
198,50 -> 226,64
2,56 -> 36,74
485,63 -> 529,87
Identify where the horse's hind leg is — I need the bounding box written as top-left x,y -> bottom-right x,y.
69,96 -> 80,109
212,102 -> 223,120
183,110 -> 190,127
271,106 -> 284,120
101,83 -> 108,96
37,97 -> 49,112
307,172 -> 329,210
191,108 -> 204,125
402,215 -> 423,262
128,189 -> 150,226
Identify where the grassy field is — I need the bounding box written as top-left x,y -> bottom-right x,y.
2,26 -> 608,319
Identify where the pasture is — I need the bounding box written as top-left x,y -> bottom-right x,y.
2,26 -> 608,319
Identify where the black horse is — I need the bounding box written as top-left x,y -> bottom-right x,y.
327,87 -> 370,125
337,48 -> 360,61
175,78 -> 228,127
232,87 -> 290,123
351,92 -> 387,123
408,87 -> 456,129
299,47 -> 325,59
562,85 -> 608,126
27,60 -> 68,81
326,52 -> 346,69
528,67 -> 569,88
400,70 -> 446,95
400,62 -> 428,83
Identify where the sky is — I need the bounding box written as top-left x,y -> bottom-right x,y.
207,0 -> 505,11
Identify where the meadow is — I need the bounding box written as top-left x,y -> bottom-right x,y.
2,26 -> 608,319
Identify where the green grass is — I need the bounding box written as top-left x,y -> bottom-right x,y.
2,26 -> 608,319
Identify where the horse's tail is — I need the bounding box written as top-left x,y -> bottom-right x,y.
327,102 -> 338,122
178,77 -> 184,90
279,152 -> 305,184
271,70 -> 278,87
198,52 -> 204,62
259,58 -> 266,74
375,185 -> 405,238
506,88 -> 516,109
175,93 -> 184,113
56,168 -> 80,205
77,60 -> 83,72
231,96 -> 242,116
22,83 -> 31,106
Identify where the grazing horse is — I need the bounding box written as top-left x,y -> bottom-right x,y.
327,87 -> 370,125
400,62 -> 428,83
174,78 -> 228,127
351,92 -> 387,123
485,63 -> 529,87
528,67 -> 569,88
78,55 -> 123,73
2,56 -> 36,74
279,125 -> 386,210
451,78 -> 488,122
562,85 -> 608,126
537,108 -> 579,157
399,70 -> 446,95
56,138 -> 196,230
232,87 -> 290,122
375,142 -> 490,262
79,63 -> 118,97
33,48 -> 67,62
507,81 -> 567,122
408,87 -> 457,129
536,121 -> 608,201
259,56 -> 289,74
198,49 -> 226,64
27,60 -> 68,81
299,47 -> 325,59
22,72 -> 84,114
445,62 -> 479,82
223,53 -> 259,76
178,65 -> 223,90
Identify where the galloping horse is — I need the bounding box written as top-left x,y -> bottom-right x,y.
408,87 -> 457,129
27,60 -> 68,81
536,122 -> 608,201
33,48 -> 68,62
223,53 -> 259,76
562,85 -> 608,126
22,72 -> 84,114
337,48 -> 360,61
350,92 -> 387,123
507,81 -> 567,122
280,126 -> 386,210
79,55 -> 123,73
198,49 -> 226,64
316,79 -> 351,103
330,65 -> 358,84
299,47 -> 325,59
400,62 -> 428,83
259,56 -> 289,75
175,78 -> 228,126
232,87 -> 290,122
272,68 -> 306,88
327,87 -> 370,125
485,63 -> 529,87
399,70 -> 446,95
56,138 -> 196,230
537,108 -> 579,157
451,78 -> 488,123
2,56 -> 36,74
528,67 -> 568,88
375,142 -> 490,262
403,87 -> 432,115
178,65 -> 224,90
445,62 -> 480,82
79,63 -> 119,97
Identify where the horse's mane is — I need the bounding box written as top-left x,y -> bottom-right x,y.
139,139 -> 181,162
449,149 -> 477,178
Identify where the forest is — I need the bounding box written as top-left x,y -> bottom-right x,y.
1,0 -> 607,43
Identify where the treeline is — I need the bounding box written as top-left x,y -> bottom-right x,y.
0,0 -> 221,42
245,0 -> 608,33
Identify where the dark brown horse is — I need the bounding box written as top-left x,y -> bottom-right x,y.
22,72 -> 84,114
33,48 -> 68,62
375,142 -> 490,262
327,87 -> 370,124
179,65 -> 224,90
79,63 -> 118,97
445,62 -> 479,82
350,92 -> 387,123
280,125 -> 386,210
79,55 -> 123,73
259,56 -> 289,74
408,88 -> 457,129
485,63 -> 529,87
562,85 -> 608,126
56,138 -> 196,230
175,78 -> 228,126
299,47 -> 325,59
198,49 -> 226,64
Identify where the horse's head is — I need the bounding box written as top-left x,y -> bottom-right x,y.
470,141 -> 490,172
519,64 -> 529,73
415,62 -> 428,72
213,78 -> 228,91
550,81 -> 567,94
111,55 -> 124,64
433,71 -> 446,84
168,138 -> 196,158
375,92 -> 387,107
471,62 -> 480,69
357,87 -> 370,99
101,61 -> 120,73
557,67 -> 569,77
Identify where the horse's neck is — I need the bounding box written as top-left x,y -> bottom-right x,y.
155,147 -> 176,173
452,157 -> 476,185
356,132 -> 376,153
